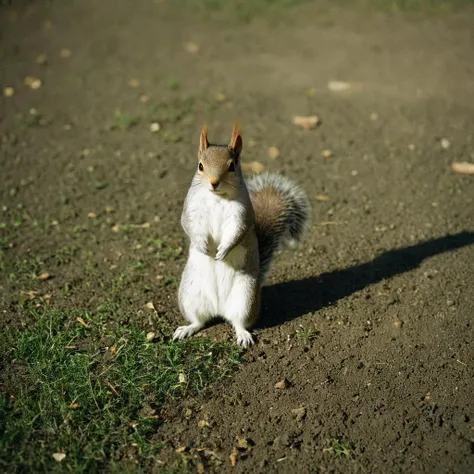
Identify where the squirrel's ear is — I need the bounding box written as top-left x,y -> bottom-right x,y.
229,122 -> 242,158
199,125 -> 209,153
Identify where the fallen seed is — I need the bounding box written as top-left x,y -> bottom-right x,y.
328,80 -> 351,92
315,194 -> 329,201
292,115 -> 320,130
267,146 -> 280,159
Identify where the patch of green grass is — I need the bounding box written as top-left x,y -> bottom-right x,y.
166,77 -> 180,90
112,109 -> 139,131
147,238 -> 184,261
296,326 -> 320,342
323,438 -> 355,458
21,108 -> 43,127
0,308 -> 242,472
147,96 -> 195,125
8,252 -> 42,285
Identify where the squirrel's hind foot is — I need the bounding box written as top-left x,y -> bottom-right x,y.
173,323 -> 203,341
235,328 -> 254,348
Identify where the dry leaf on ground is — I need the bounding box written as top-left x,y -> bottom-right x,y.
267,146 -> 280,159
229,447 -> 238,467
451,162 -> 474,175
76,317 -> 89,328
146,332 -> 155,341
321,149 -> 332,158
275,378 -> 290,390
52,453 -> 66,462
3,87 -> 15,97
241,161 -> 265,174
291,406 -> 307,421
292,115 -> 319,130
128,78 -> 140,88
39,272 -> 51,280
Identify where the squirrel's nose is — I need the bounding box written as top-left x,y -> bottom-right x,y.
210,178 -> 220,190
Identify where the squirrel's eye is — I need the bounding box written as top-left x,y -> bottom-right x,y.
198,162 -> 204,172
228,161 -> 235,172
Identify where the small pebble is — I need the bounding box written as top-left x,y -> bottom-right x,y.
440,138 -> 450,149
3,87 -> 15,97
60,48 -> 72,58
150,122 -> 161,132
24,76 -> 42,89
36,53 -> 47,65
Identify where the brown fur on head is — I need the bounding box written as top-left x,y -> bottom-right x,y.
196,123 -> 243,197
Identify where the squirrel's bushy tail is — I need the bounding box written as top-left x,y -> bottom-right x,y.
247,172 -> 310,281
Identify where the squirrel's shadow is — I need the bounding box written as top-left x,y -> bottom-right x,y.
257,231 -> 474,329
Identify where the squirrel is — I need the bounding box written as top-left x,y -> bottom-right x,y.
173,123 -> 310,347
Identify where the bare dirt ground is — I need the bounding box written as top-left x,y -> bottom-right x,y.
1,0 -> 474,472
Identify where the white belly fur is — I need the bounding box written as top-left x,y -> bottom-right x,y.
183,243 -> 247,318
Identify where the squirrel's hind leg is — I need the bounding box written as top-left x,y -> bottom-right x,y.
175,259 -> 217,341
173,322 -> 204,341
223,275 -> 260,348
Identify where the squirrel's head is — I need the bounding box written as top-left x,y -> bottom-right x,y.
195,123 -> 243,197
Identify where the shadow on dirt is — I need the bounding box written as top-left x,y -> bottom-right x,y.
259,231 -> 474,329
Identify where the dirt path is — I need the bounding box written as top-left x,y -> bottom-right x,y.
1,1 -> 474,472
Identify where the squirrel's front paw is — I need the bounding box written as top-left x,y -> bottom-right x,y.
215,246 -> 228,261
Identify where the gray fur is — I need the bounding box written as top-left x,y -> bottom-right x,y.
246,172 -> 311,281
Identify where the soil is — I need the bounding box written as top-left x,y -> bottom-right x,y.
1,1 -> 474,473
